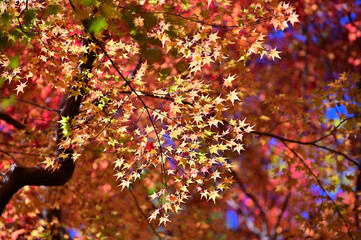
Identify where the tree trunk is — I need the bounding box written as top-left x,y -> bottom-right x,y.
0,38 -> 96,215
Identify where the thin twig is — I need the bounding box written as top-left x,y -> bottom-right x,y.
252,130 -> 358,166
15,98 -> 60,113
68,0 -> 168,189
282,141 -> 354,240
0,112 -> 26,130
0,149 -> 46,157
0,150 -> 21,165
312,117 -> 350,143
81,94 -> 131,150
231,170 -> 269,235
128,188 -> 162,240
270,192 -> 291,240
118,91 -> 193,106
116,4 -> 276,29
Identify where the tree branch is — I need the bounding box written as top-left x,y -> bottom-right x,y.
231,170 -> 269,237
0,112 -> 25,130
236,207 -> 263,238
252,130 -> 358,166
0,36 -> 96,215
0,97 -> 60,113
68,0 -> 169,188
282,141 -> 355,240
270,192 -> 291,240
128,189 -> 162,240
118,90 -> 194,106
354,168 -> 361,230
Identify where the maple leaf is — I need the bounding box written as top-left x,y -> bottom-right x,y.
200,190 -> 208,200
148,209 -> 160,222
200,166 -> 209,174
208,190 -> 220,203
233,143 -> 245,154
72,152 -> 81,162
114,158 -> 124,169
59,152 -> 69,160
42,157 -> 54,169
227,90 -> 240,105
163,202 -> 172,212
131,171 -> 141,181
114,171 -> 125,181
118,179 -> 131,190
173,204 -> 181,213
145,125 -> 154,134
149,192 -> 158,200
70,89 -> 82,100
134,17 -> 144,27
210,170 -> 221,181
193,114 -> 203,125
159,215 -> 170,226
146,142 -> 154,152
170,103 -> 181,115
208,117 -> 220,127
152,110 -> 166,123
208,32 -> 220,43
207,0 -> 212,9
288,12 -> 300,26
244,125 -> 255,133
15,82 -> 26,95
269,48 -> 281,60
223,74 -> 237,87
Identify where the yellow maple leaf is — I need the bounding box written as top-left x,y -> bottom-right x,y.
288,12 -> 300,26
134,17 -> 144,27
15,82 -> 26,95
208,190 -> 220,203
233,143 -> 245,154
227,90 -> 240,105
158,215 -> 170,226
170,103 -> 181,115
148,209 -> 160,222
118,179 -> 131,190
223,74 -> 237,87
208,32 -> 220,43
269,48 -> 281,60
42,157 -> 54,169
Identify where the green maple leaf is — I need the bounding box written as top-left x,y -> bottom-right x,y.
88,17 -> 107,34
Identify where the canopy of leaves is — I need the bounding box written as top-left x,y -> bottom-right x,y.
0,0 -> 360,239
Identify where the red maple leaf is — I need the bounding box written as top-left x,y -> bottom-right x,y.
181,152 -> 189,157
146,142 -> 154,152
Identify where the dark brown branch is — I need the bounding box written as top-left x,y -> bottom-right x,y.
128,189 -> 162,240
312,117 -> 350,143
0,112 -> 25,130
0,149 -> 45,157
16,98 -> 60,113
0,37 -> 96,215
231,170 -> 269,236
354,164 -> 361,231
270,193 -> 291,240
252,130 -> 358,166
115,4 -> 276,29
0,97 -> 59,113
118,90 -> 194,106
0,158 -> 74,214
282,141 -> 355,240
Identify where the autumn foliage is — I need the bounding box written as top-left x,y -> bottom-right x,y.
0,0 -> 360,239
